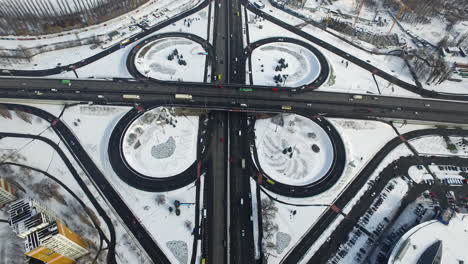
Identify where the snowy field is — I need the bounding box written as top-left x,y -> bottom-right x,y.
0,103 -> 203,263
57,104 -> 201,263
252,1 -> 468,95
388,214 -> 468,264
134,37 -> 207,82
122,107 -> 199,178
244,8 -> 419,97
0,106 -> 153,263
249,42 -> 322,87
0,0 -> 209,75
254,114 -> 334,186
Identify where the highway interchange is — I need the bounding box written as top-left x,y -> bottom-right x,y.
1,0 -> 468,264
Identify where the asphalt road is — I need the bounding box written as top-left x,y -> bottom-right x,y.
213,0 -> 228,83
206,111 -> 228,264
229,112 -> 256,264
1,78 -> 468,124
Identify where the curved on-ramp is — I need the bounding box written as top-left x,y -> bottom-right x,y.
107,105 -> 211,192
249,112 -> 346,197
243,37 -> 330,90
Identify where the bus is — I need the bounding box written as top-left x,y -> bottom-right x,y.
122,94 -> 140,99
254,1 -> 265,9
240,88 -> 253,92
266,179 -> 275,185
175,94 -> 193,100
120,39 -> 130,45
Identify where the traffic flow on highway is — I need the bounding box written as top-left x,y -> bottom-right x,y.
1,0 -> 468,264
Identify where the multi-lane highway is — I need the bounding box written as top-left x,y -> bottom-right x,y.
229,112 -> 256,264
1,1 -> 468,264
206,111 -> 228,264
1,78 -> 468,124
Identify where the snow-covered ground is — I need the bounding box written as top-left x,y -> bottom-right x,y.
0,0 -> 209,77
0,103 -> 204,263
254,114 -> 334,186
244,7 -> 419,97
253,0 -> 468,95
0,0 -> 202,49
134,37 -> 207,82
259,189 -> 328,264
388,213 -> 468,264
56,104 -> 201,263
252,119 -> 435,264
122,107 -> 199,178
249,42 -> 322,86
0,106 -> 150,263
411,135 -> 468,157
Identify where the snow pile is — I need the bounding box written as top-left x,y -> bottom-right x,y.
275,232 -> 291,254
250,42 -> 321,86
255,114 -> 334,186
408,164 -> 466,184
135,37 -> 207,82
122,107 -> 199,178
166,240 -> 188,264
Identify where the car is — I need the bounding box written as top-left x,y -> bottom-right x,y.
241,229 -> 245,237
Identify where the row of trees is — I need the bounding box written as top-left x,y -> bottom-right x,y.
0,0 -> 149,35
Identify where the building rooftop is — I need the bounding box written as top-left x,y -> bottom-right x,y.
388,214 -> 468,264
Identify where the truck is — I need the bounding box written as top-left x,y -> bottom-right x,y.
122,94 -> 140,99
175,94 -> 193,100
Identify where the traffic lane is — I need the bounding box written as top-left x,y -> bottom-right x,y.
2,91 -> 468,124
2,80 -> 468,117
207,111 -> 228,264
229,113 -> 255,264
1,78 -> 468,114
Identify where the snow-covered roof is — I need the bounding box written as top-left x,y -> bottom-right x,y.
388,214 -> 468,264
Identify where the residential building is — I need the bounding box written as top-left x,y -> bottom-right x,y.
9,199 -> 57,238
0,178 -> 17,206
25,220 -> 88,264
